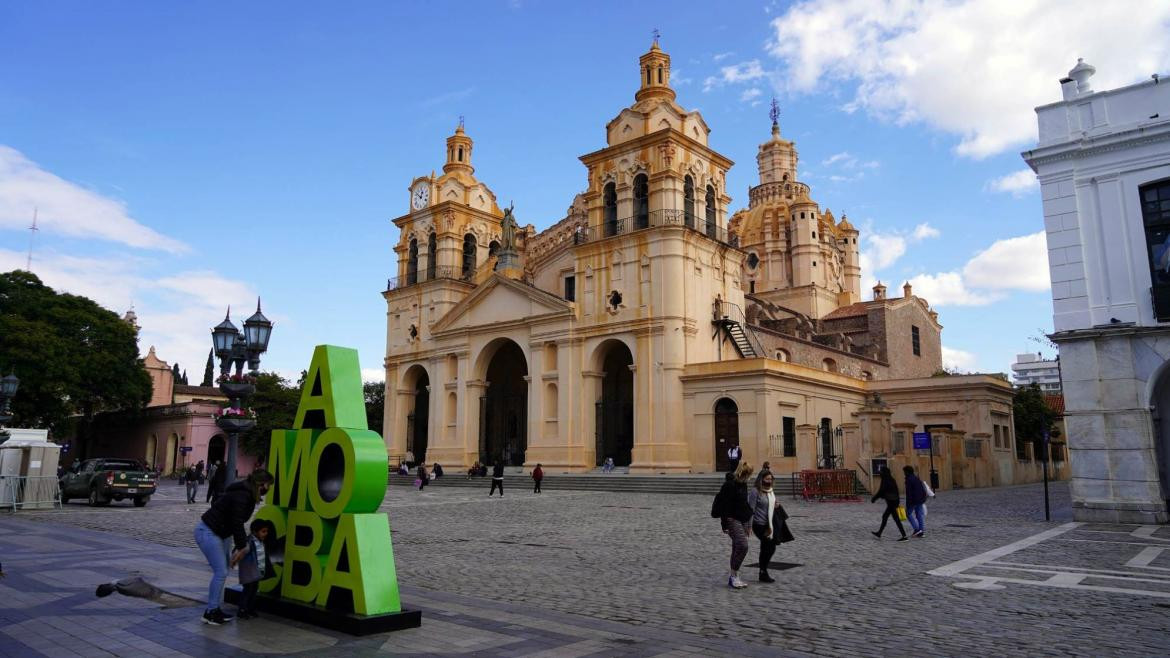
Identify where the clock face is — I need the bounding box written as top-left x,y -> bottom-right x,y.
411,184 -> 429,210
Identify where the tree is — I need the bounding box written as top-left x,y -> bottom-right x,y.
0,270 -> 152,438
172,363 -> 181,383
238,371 -> 301,457
181,369 -> 188,385
364,381 -> 385,436
1013,383 -> 1060,460
201,349 -> 215,386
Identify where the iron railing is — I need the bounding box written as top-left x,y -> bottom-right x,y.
714,300 -> 767,357
387,265 -> 475,291
0,475 -> 62,510
573,209 -> 740,248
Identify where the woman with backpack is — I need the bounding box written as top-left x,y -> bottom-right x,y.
712,462 -> 754,589
871,466 -> 908,541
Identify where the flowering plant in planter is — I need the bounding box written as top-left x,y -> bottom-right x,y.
216,373 -> 257,385
213,406 -> 258,421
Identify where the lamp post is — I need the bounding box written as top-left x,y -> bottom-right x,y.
0,371 -> 19,445
210,301 -> 273,483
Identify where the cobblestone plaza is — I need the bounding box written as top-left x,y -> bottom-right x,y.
2,480 -> 1169,656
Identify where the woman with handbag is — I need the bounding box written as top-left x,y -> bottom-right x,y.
746,469 -> 794,583
714,462 -> 754,589
871,466 -> 909,541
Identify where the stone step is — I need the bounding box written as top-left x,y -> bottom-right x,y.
388,473 -> 807,496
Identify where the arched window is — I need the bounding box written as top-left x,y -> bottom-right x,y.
407,238 -> 418,285
705,185 -> 716,238
775,349 -> 790,362
646,67 -> 652,85
657,67 -> 663,84
633,173 -> 649,230
426,232 -> 437,280
684,176 -> 695,229
457,147 -> 463,162
604,182 -> 618,237
488,240 -> 500,258
822,358 -> 838,373
462,233 -> 477,278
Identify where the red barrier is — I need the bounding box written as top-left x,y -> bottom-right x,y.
800,469 -> 860,502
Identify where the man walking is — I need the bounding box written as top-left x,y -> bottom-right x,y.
489,460 -> 505,497
185,464 -> 199,503
205,461 -> 219,503
728,445 -> 742,473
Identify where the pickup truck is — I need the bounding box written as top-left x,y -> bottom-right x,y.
59,459 -> 157,507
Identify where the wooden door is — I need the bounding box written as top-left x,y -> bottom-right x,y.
714,398 -> 739,471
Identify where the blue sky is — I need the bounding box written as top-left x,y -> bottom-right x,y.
3,1 -> 1169,382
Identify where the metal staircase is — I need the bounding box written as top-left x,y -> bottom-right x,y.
714,301 -> 766,358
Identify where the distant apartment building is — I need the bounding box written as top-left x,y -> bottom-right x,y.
1011,353 -> 1062,393
1023,58 -> 1170,523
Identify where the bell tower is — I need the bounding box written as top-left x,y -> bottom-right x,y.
634,37 -> 676,104
444,120 -> 474,176
757,99 -> 798,185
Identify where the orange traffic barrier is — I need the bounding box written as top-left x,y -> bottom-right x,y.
799,469 -> 860,502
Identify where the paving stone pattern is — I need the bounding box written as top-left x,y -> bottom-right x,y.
3,479 -> 1169,656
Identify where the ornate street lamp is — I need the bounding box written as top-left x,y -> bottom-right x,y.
0,370 -> 19,445
209,300 -> 273,484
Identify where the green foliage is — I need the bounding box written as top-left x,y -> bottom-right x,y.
239,371 -> 300,457
0,270 -> 152,435
364,381 -> 385,436
1013,383 -> 1060,457
201,349 -> 214,387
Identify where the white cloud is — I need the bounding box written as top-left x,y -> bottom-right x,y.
820,151 -> 880,182
704,59 -> 767,91
0,145 -> 187,252
907,271 -> 999,306
361,368 -> 386,383
741,88 -> 763,103
942,346 -> 978,372
988,169 -> 1039,196
866,233 -> 906,270
768,0 -> 1170,158
962,231 -> 1049,291
419,86 -> 476,109
911,223 -> 940,240
671,68 -> 692,86
713,51 -> 735,62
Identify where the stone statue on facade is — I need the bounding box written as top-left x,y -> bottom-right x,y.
501,203 -> 517,251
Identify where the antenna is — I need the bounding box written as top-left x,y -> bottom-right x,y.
769,97 -> 780,126
26,207 -> 39,272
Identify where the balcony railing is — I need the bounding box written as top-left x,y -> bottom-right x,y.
387,265 -> 475,291
573,208 -> 740,248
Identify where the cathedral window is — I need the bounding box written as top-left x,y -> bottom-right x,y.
564,275 -> 576,302
684,176 -> 695,229
746,252 -> 759,269
657,66 -> 663,83
633,174 -> 649,230
749,280 -> 755,294
604,183 -> 618,237
489,240 -> 500,258
782,417 -> 796,457
457,147 -> 463,162
608,290 -> 623,310
822,358 -> 838,373
705,185 -> 716,238
912,325 -> 921,356
1142,178 -> 1170,320
427,232 -> 437,280
646,67 -> 652,85
407,238 -> 419,286
462,233 -> 477,278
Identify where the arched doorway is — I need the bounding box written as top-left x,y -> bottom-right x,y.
481,340 -> 528,466
596,341 -> 634,467
165,434 -> 178,474
1152,365 -> 1170,510
207,435 -> 226,466
714,398 -> 739,471
144,435 -> 157,469
405,367 -> 430,465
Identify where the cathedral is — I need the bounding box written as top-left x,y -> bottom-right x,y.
381,41 -> 1055,490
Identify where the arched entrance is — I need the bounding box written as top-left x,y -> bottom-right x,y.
165,434 -> 178,474
207,435 -> 226,466
714,398 -> 739,471
405,367 -> 430,465
1152,365 -> 1170,510
596,340 -> 634,467
480,340 -> 528,466
144,435 -> 157,469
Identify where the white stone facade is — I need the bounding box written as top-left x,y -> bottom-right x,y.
1023,61 -> 1170,523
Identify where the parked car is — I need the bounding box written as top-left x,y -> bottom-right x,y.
59,459 -> 157,507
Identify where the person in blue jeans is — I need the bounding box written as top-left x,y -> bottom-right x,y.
194,469 -> 273,625
902,465 -> 928,538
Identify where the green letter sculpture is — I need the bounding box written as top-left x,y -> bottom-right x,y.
262,345 -> 402,616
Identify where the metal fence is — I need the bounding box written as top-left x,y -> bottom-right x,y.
0,475 -> 62,510
386,265 -> 475,291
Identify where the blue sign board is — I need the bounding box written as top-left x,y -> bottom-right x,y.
912,432 -> 931,450
179,446 -> 194,454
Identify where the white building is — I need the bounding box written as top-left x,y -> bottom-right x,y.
1023,59 -> 1170,523
1011,353 -> 1062,393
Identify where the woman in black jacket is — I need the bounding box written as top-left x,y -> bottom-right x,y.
716,462 -> 754,589
194,469 -> 273,625
871,466 -> 908,541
